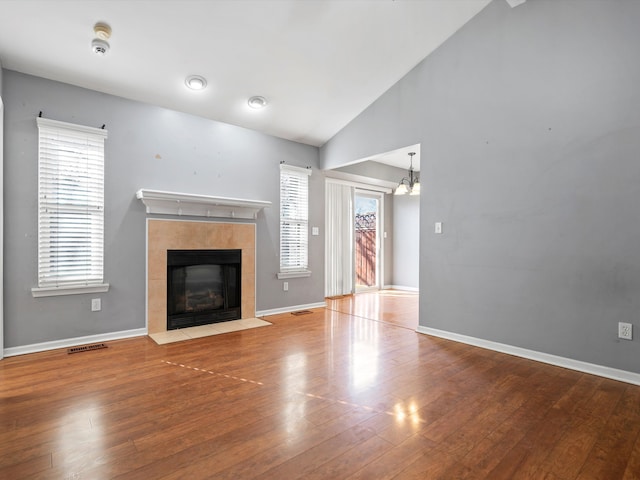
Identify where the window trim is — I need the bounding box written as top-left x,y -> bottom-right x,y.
32,283 -> 110,298
279,164 -> 312,278
276,271 -> 311,280
31,117 -> 109,297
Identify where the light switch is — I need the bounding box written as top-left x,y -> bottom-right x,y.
435,222 -> 443,234
312,227 -> 319,236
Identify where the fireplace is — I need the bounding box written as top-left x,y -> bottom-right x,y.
146,220 -> 256,335
167,249 -> 241,330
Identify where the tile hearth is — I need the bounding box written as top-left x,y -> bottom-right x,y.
149,317 -> 271,345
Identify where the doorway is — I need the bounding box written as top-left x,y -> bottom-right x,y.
354,190 -> 383,292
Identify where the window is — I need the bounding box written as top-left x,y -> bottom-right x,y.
32,117 -> 109,297
278,164 -> 311,278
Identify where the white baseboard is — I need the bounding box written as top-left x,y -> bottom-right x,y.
417,326 -> 640,386
256,302 -> 327,318
384,285 -> 419,292
3,328 -> 148,357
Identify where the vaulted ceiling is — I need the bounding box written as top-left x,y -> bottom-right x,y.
0,0 -> 491,147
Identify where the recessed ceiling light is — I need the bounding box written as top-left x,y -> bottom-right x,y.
248,96 -> 268,109
185,75 -> 207,91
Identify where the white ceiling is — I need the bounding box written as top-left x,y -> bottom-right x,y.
0,0 -> 491,147
358,144 -> 422,172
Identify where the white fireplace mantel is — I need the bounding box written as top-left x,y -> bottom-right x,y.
136,189 -> 271,220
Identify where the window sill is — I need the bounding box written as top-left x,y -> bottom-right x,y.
277,271 -> 312,279
32,283 -> 110,298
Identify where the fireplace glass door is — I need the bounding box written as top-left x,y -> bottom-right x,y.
167,249 -> 241,330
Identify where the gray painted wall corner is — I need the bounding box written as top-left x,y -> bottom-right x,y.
321,0 -> 640,374
3,70 -> 323,348
383,193 -> 393,287
392,195 -> 419,289
0,64 -> 4,357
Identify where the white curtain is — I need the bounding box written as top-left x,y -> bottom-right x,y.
325,181 -> 353,297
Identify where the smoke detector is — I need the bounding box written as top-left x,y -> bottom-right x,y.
92,38 -> 110,56
91,22 -> 111,55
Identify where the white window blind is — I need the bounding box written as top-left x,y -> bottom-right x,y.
36,117 -> 108,290
280,164 -> 311,273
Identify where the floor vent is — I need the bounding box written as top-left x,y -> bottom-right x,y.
291,310 -> 313,316
67,343 -> 108,354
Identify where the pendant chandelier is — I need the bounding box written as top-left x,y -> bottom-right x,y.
394,152 -> 420,195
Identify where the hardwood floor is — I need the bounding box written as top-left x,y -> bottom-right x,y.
1,290 -> 639,479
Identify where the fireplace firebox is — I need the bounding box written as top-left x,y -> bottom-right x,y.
167,249 -> 241,330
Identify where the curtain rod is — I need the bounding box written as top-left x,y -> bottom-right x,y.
280,160 -> 311,170
37,111 -> 106,130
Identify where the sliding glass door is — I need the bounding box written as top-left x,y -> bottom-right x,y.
354,191 -> 383,292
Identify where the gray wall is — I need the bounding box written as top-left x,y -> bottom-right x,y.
321,0 -> 640,373
3,70 -> 323,348
392,195 -> 419,289
383,193 -> 393,288
0,58 -> 4,358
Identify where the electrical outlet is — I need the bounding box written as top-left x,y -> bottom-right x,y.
283,282 -> 289,292
91,298 -> 101,312
618,322 -> 632,340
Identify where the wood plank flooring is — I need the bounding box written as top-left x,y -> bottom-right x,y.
1,290 -> 639,479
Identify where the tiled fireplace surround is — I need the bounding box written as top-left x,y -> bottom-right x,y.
146,219 -> 256,334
